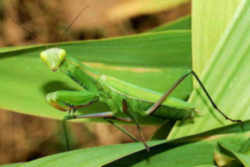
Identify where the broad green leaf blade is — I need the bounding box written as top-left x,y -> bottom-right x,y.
194,165 -> 216,167
218,138 -> 250,167
10,122 -> 250,167
70,31 -> 191,67
0,31 -> 192,120
192,0 -> 242,73
232,153 -> 250,167
106,141 -> 215,167
109,0 -> 190,21
21,141 -> 164,167
169,0 -> 250,138
150,15 -> 191,32
0,164 -> 24,167
106,133 -> 250,167
1,31 -> 191,67
0,45 -> 43,53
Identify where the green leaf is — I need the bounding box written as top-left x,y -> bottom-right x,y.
232,153 -> 250,167
0,164 -> 24,167
1,31 -> 191,67
21,141 -> 164,167
218,138 -> 250,167
105,133 -> 250,167
192,0 -> 243,73
0,31 -> 192,121
108,0 -> 190,20
169,0 -> 250,138
194,165 -> 216,167
150,15 -> 191,32
106,141 -> 215,167
11,120 -> 250,167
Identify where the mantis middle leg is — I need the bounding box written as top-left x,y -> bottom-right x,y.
71,111 -> 140,143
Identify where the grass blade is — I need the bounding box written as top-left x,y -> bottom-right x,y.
0,31 -> 192,120
169,0 -> 250,138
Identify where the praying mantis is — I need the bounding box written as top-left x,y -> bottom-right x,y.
40,47 -> 242,151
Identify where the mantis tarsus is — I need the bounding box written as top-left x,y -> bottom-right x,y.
40,48 -> 242,151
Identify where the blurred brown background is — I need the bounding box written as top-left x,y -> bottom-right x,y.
0,0 -> 190,165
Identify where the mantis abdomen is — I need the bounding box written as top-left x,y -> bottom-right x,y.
98,75 -> 194,123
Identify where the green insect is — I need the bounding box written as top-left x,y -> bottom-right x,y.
40,47 -> 241,151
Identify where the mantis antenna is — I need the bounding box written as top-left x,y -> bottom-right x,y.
9,2 -> 88,44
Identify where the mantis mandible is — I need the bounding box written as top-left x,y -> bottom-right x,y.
40,48 -> 242,151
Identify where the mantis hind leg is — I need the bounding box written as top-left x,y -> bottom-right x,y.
122,100 -> 150,152
145,70 -> 242,123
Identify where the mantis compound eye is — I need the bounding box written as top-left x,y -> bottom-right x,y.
40,48 -> 66,72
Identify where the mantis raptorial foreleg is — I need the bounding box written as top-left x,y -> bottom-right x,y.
145,70 -> 242,123
46,90 -> 99,150
46,90 -> 98,112
47,90 -> 140,148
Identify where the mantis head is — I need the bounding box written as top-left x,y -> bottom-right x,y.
40,48 -> 66,72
